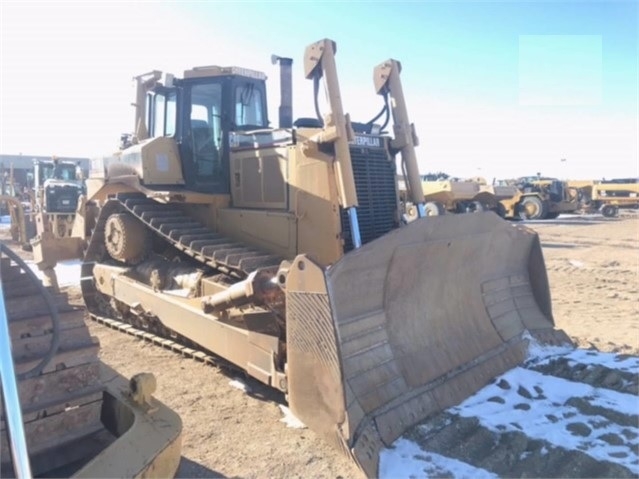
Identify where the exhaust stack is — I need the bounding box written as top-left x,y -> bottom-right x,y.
271,55 -> 293,128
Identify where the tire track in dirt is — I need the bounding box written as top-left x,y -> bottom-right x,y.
542,236 -> 638,250
539,222 -> 639,353
546,264 -> 638,300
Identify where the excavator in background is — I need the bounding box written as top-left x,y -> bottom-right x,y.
32,38 -> 569,477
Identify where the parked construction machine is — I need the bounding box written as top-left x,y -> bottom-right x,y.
498,176 -> 580,220
0,196 -> 32,248
1,158 -> 84,252
30,158 -> 85,239
570,178 -> 639,217
0,241 -> 182,477
412,173 -> 502,215
398,173 -> 516,218
33,38 -> 569,477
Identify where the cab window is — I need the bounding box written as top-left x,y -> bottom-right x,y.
234,83 -> 266,130
190,83 -> 223,177
149,91 -> 177,137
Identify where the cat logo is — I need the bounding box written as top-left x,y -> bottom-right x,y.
352,135 -> 381,148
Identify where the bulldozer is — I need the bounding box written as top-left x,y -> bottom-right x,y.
33,38 -> 569,477
0,240 -> 182,477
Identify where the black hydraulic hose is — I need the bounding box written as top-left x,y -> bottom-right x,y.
367,104 -> 388,128
379,91 -> 391,132
367,90 -> 390,131
0,242 -> 60,380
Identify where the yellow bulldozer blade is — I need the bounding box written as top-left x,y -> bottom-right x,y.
284,212 -> 570,477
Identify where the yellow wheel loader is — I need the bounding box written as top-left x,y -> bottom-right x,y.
498,176 -> 580,220
0,241 -> 182,478
34,38 -> 569,477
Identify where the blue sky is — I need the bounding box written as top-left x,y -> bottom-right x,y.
1,1 -> 637,180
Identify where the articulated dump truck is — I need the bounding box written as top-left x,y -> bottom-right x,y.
0,242 -> 182,478
34,39 -> 569,477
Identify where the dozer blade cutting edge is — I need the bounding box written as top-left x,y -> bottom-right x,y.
284,212 -> 571,477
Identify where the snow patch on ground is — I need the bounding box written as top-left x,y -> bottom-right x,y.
560,348 -> 639,374
278,405 -> 306,429
524,331 -> 574,362
26,259 -> 82,288
228,378 -> 251,393
379,438 -> 497,479
452,367 -> 639,472
378,346 -> 639,477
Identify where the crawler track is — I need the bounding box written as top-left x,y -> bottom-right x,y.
80,193 -> 281,371
0,245 -> 107,477
110,192 -> 281,275
91,314 -> 239,371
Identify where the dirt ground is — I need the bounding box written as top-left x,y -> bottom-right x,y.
529,213 -> 638,355
2,212 -> 638,477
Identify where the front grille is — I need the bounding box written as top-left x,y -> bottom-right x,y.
341,140 -> 399,252
45,185 -> 80,213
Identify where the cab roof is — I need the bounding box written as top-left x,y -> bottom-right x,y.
183,65 -> 267,81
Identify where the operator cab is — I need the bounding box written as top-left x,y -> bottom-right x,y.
37,161 -> 77,185
143,66 -> 269,194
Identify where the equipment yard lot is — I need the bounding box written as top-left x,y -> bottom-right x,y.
525,213 -> 638,355
2,213 -> 637,478
77,213 -> 638,477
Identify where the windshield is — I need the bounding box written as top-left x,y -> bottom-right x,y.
40,163 -> 77,182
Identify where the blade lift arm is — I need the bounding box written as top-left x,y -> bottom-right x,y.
303,39 -> 362,248
373,60 -> 427,217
